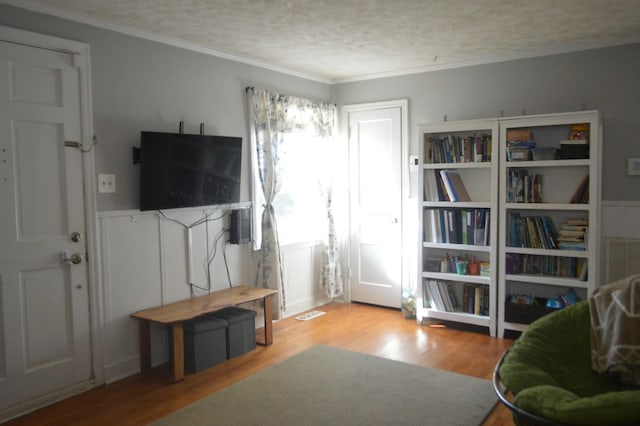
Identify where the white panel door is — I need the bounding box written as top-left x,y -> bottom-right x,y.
349,107 -> 402,308
0,41 -> 91,413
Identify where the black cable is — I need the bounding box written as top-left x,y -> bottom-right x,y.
222,238 -> 232,288
208,228 -> 228,267
157,210 -> 188,228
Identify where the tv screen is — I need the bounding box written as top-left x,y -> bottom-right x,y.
139,131 -> 242,211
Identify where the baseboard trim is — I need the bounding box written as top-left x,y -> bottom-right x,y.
0,380 -> 95,423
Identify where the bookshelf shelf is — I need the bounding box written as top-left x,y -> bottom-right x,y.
422,271 -> 492,285
498,111 -> 600,338
423,201 -> 491,209
418,119 -> 499,336
422,309 -> 491,328
505,247 -> 589,258
506,159 -> 590,168
502,321 -> 527,332
504,203 -> 589,211
505,274 -> 589,287
423,242 -> 492,252
423,162 -> 493,170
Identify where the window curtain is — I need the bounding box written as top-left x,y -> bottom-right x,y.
247,87 -> 343,316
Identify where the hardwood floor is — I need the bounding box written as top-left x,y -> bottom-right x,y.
7,302 -> 515,425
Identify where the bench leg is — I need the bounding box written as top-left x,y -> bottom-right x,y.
171,322 -> 185,382
139,320 -> 151,372
263,295 -> 273,345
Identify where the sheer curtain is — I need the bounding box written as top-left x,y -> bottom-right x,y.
247,88 -> 343,316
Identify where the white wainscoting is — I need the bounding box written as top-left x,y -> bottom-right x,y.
97,208 -> 329,383
601,201 -> 640,240
97,201 -> 638,382
601,201 -> 640,284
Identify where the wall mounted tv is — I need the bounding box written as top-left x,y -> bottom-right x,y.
139,131 -> 242,211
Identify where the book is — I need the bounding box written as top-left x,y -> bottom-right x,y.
570,175 -> 589,203
423,169 -> 438,201
439,170 -> 471,202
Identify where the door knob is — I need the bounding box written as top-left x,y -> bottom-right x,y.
70,231 -> 82,243
61,251 -> 83,265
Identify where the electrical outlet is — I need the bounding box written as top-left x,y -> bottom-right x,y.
98,173 -> 116,193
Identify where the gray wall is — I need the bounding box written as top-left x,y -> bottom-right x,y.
3,5 -> 640,206
333,44 -> 640,201
0,4 -> 332,211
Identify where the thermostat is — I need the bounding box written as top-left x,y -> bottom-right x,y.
628,158 -> 640,176
409,155 -> 419,172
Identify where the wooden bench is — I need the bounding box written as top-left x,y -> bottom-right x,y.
131,285 -> 278,382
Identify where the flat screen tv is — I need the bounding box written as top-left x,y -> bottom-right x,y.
139,131 -> 242,211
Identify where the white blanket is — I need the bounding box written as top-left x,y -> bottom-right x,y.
589,274 -> 640,384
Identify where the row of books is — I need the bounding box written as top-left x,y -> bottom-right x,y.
423,280 -> 458,312
557,218 -> 588,251
423,169 -> 471,202
461,284 -> 490,315
505,253 -> 588,280
424,280 -> 490,316
506,169 -> 542,203
507,213 -> 558,249
424,208 -> 490,245
424,134 -> 492,164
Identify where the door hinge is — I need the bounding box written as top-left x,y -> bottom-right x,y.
65,141 -> 81,148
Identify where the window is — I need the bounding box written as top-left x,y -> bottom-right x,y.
253,131 -> 330,245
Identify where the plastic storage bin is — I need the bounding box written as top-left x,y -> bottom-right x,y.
210,307 -> 257,358
531,147 -> 558,161
507,147 -> 531,161
182,315 -> 227,373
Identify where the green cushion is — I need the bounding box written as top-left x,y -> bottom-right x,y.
516,385 -> 640,426
499,300 -> 640,425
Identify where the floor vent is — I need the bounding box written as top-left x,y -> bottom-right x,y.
295,311 -> 326,321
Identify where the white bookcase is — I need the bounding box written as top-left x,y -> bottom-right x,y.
417,111 -> 601,338
417,119 -> 499,337
497,111 -> 601,337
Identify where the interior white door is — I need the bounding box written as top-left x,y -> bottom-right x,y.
349,107 -> 402,308
0,40 -> 92,413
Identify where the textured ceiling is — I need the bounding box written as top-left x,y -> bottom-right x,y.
8,0 -> 640,82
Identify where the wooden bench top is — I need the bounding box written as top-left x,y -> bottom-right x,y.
130,285 -> 278,324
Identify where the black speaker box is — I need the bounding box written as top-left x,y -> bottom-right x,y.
230,208 -> 251,244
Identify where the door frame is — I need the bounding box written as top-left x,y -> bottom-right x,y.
341,99 -> 410,304
0,25 -> 103,412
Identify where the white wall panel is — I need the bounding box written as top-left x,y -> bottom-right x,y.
601,201 -> 640,285
100,212 -> 162,382
281,243 -> 329,316
98,208 -> 326,382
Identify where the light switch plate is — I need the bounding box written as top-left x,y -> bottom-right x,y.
627,158 -> 640,176
98,173 -> 116,193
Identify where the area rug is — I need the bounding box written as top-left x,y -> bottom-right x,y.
152,345 -> 498,426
